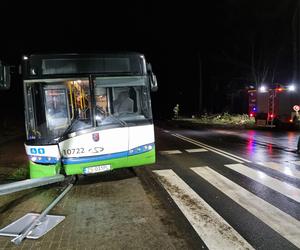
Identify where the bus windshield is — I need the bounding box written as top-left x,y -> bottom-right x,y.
24,78 -> 152,144
94,85 -> 152,126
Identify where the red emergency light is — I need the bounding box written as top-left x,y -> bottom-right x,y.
276,87 -> 283,92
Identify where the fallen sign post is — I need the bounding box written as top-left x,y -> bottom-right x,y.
0,179 -> 74,245
0,174 -> 66,196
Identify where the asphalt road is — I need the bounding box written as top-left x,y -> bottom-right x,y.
148,125 -> 300,249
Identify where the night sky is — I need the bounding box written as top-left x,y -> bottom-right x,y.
0,0 -> 298,122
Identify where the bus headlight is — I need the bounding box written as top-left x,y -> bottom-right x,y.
128,143 -> 154,156
29,156 -> 58,164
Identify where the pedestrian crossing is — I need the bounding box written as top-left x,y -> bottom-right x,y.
153,169 -> 254,250
257,161 -> 300,180
159,147 -> 300,176
289,160 -> 300,166
224,163 -> 300,203
153,161 -> 300,249
159,148 -> 208,155
159,150 -> 183,155
185,148 -> 208,153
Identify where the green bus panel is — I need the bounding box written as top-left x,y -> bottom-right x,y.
29,161 -> 61,179
29,148 -> 155,178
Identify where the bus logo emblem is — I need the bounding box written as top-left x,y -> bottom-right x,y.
92,133 -> 100,142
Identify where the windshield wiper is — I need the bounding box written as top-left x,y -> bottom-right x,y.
112,115 -> 127,126
98,114 -> 127,127
58,118 -> 78,142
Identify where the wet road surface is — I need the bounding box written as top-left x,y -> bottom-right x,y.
1,125 -> 300,249
149,125 -> 300,249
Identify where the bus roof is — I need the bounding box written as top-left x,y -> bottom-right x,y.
22,52 -> 147,79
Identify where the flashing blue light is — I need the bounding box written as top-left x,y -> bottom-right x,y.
252,107 -> 256,111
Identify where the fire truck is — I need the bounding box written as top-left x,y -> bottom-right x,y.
248,84 -> 300,127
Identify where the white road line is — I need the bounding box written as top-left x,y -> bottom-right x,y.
185,148 -> 208,153
290,160 -> 300,166
153,169 -> 254,250
257,162 -> 300,180
172,133 -> 251,163
191,167 -> 300,248
225,163 -> 300,203
159,150 -> 182,155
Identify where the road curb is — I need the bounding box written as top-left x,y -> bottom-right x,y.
133,166 -> 207,250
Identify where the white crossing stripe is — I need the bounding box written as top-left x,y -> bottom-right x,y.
290,160 -> 300,166
159,150 -> 182,155
257,162 -> 300,180
192,167 -> 300,248
185,148 -> 208,153
153,169 -> 254,250
224,163 -> 300,203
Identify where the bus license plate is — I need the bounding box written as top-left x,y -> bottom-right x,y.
83,165 -> 111,174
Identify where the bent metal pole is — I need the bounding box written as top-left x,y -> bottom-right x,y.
0,174 -> 65,196
11,183 -> 73,245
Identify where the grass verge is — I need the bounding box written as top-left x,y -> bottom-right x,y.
7,165 -> 29,181
177,113 -> 255,128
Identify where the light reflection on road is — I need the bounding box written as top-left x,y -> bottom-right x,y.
175,128 -> 300,163
247,139 -> 255,154
228,129 -> 300,162
245,130 -> 296,162
215,129 -> 300,150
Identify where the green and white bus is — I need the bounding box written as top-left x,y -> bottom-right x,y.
20,53 -> 157,178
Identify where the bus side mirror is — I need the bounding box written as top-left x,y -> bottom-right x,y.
0,61 -> 11,90
147,62 -> 158,92
150,73 -> 158,92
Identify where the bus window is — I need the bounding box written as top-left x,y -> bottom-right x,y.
92,86 -> 151,127
65,80 -> 92,132
44,88 -> 69,131
24,79 -> 92,142
95,87 -> 108,124
113,87 -> 134,115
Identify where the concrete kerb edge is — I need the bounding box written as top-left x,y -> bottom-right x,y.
133,166 -> 207,250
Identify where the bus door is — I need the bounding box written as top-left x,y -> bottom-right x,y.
44,86 -> 70,132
